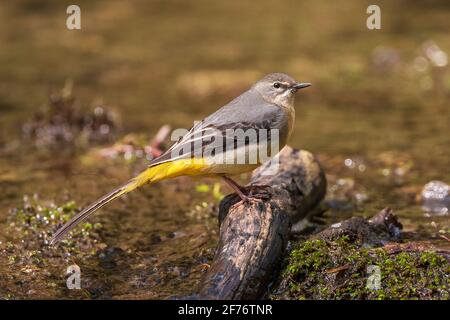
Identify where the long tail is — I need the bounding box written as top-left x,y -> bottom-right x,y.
50,162 -> 178,245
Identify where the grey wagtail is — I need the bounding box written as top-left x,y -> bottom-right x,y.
50,73 -> 311,244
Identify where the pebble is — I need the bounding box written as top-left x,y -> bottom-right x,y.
421,181 -> 449,216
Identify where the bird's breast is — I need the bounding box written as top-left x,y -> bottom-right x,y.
287,106 -> 295,139
278,106 -> 295,148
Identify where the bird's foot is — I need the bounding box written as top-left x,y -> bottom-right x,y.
221,176 -> 272,204
237,185 -> 272,203
247,185 -> 272,199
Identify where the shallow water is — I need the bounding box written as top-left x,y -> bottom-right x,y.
0,1 -> 449,299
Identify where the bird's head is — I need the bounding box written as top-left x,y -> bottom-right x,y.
253,73 -> 311,108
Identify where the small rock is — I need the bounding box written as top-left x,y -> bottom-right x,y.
421,181 -> 449,216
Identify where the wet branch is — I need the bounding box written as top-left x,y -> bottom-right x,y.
196,146 -> 327,299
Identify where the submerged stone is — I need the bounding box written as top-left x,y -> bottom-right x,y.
422,181 -> 449,216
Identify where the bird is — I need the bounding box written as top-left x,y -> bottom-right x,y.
50,73 -> 311,244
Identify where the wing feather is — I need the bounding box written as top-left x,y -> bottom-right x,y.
149,89 -> 285,167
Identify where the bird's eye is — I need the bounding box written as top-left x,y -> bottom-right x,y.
273,82 -> 281,89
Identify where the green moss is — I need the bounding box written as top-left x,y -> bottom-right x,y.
276,236 -> 449,300
7,196 -> 102,248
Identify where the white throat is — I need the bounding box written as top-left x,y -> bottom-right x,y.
273,90 -> 295,109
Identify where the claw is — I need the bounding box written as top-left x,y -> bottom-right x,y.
248,185 -> 272,198
222,177 -> 272,204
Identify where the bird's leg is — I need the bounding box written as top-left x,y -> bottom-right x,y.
222,176 -> 250,203
222,177 -> 271,202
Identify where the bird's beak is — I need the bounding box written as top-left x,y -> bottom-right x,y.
292,82 -> 312,91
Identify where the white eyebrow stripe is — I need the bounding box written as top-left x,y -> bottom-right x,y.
273,81 -> 290,87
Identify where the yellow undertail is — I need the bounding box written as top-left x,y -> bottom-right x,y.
50,158 -> 208,244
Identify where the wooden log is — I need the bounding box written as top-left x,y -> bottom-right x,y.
197,146 -> 327,299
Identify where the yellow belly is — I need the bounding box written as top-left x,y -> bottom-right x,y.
140,158 -> 258,184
